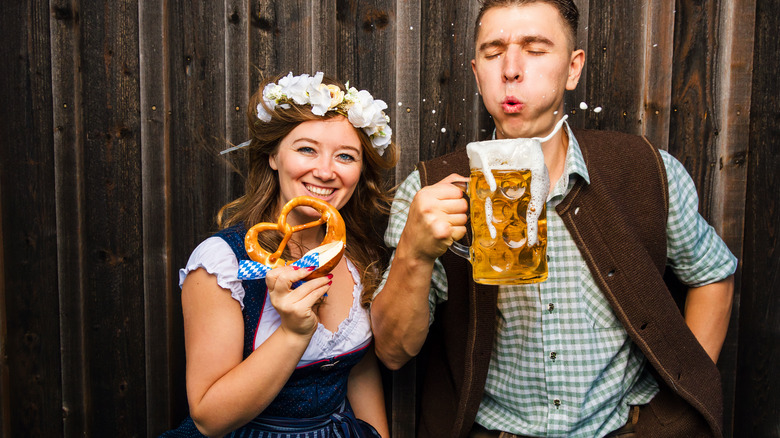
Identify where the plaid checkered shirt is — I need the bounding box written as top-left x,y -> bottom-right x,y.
374,123 -> 737,437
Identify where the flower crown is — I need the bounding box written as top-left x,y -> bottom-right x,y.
256,72 -> 393,156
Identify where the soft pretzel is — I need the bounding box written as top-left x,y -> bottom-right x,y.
245,196 -> 346,279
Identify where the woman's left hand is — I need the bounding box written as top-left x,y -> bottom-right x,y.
265,265 -> 332,338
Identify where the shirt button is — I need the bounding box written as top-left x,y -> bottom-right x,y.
547,303 -> 555,312
553,399 -> 561,408
550,351 -> 557,361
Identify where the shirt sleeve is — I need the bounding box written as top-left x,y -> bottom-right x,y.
178,236 -> 247,309
661,151 -> 738,287
372,170 -> 449,323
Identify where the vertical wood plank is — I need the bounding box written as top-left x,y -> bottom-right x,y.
1,1 -> 63,435
224,0 -> 251,208
247,0 -> 313,109
139,0 -> 177,434
257,1 -> 311,76
49,0 -> 88,434
419,0 -> 483,160
311,0 -> 337,75
390,4 -> 420,434
0,192 -> 7,437
735,0 -> 779,435
393,1 -> 421,189
668,0 -> 720,216
225,0 -> 250,149
249,1 -> 279,85
167,0 -> 229,261
78,0 -> 147,433
166,3 -> 230,429
334,0 -> 395,117
581,3 -> 646,133
639,0 -> 675,148
711,2 -> 755,436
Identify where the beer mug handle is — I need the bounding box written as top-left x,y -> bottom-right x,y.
448,181 -> 471,260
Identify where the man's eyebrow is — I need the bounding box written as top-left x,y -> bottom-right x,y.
478,35 -> 555,52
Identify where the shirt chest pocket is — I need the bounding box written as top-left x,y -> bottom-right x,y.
579,265 -> 623,329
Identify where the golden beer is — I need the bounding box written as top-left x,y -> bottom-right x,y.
468,169 -> 548,284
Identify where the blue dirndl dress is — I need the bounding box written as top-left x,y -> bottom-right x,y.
160,225 -> 381,438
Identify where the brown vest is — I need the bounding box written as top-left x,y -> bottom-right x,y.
415,129 -> 722,438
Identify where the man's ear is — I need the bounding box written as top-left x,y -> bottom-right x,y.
566,49 -> 585,91
471,58 -> 483,95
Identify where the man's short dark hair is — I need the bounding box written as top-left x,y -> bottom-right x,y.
474,0 -> 579,50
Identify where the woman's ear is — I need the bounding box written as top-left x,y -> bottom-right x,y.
269,153 -> 278,170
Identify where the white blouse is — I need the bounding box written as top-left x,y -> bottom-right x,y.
179,237 -> 372,366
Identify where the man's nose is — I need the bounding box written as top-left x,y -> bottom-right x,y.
502,46 -> 523,82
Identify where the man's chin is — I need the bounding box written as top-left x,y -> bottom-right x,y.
495,122 -> 536,140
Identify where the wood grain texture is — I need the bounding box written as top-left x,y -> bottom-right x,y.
1,0 -> 63,432
0,1 -> 772,436
0,4 -> 60,434
419,0 -> 483,160
639,0 -> 675,149
48,0 -> 88,434
710,2 -> 755,436
668,0 -> 720,218
78,0 -> 147,433
393,0 -> 422,180
139,0 -> 178,434
735,0 -> 779,435
0,177 -> 7,437
581,2 -> 646,134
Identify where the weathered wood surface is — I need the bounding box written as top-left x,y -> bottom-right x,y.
0,1 -> 773,437
1,1 -> 61,437
735,0 -> 780,435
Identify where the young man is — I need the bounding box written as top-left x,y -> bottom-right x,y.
371,1 -> 737,437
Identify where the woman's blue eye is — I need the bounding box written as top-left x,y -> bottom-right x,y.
296,146 -> 315,154
337,153 -> 356,162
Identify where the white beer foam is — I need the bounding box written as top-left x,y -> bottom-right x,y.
465,116 -> 565,246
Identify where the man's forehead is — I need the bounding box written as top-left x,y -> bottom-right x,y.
475,4 -> 568,46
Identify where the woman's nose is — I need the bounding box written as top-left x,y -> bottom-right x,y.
312,158 -> 334,180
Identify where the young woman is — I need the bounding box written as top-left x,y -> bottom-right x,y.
162,72 -> 397,437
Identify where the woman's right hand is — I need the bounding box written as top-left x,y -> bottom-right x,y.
265,265 -> 332,337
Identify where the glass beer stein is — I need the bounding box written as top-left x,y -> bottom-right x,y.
449,116 -> 566,285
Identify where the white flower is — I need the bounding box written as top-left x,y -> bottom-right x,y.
278,72 -> 311,105
256,102 -> 273,122
263,83 -> 283,102
370,124 -> 392,156
347,90 -> 381,129
251,72 -> 392,156
309,84 -> 333,116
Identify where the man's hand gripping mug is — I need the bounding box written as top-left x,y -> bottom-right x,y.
449,116 -> 566,285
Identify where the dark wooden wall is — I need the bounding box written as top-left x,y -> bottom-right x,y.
0,0 -> 776,437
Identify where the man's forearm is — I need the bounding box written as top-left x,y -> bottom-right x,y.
371,246 -> 437,370
684,276 -> 735,363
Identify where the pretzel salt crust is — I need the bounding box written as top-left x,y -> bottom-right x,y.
245,196 -> 346,279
